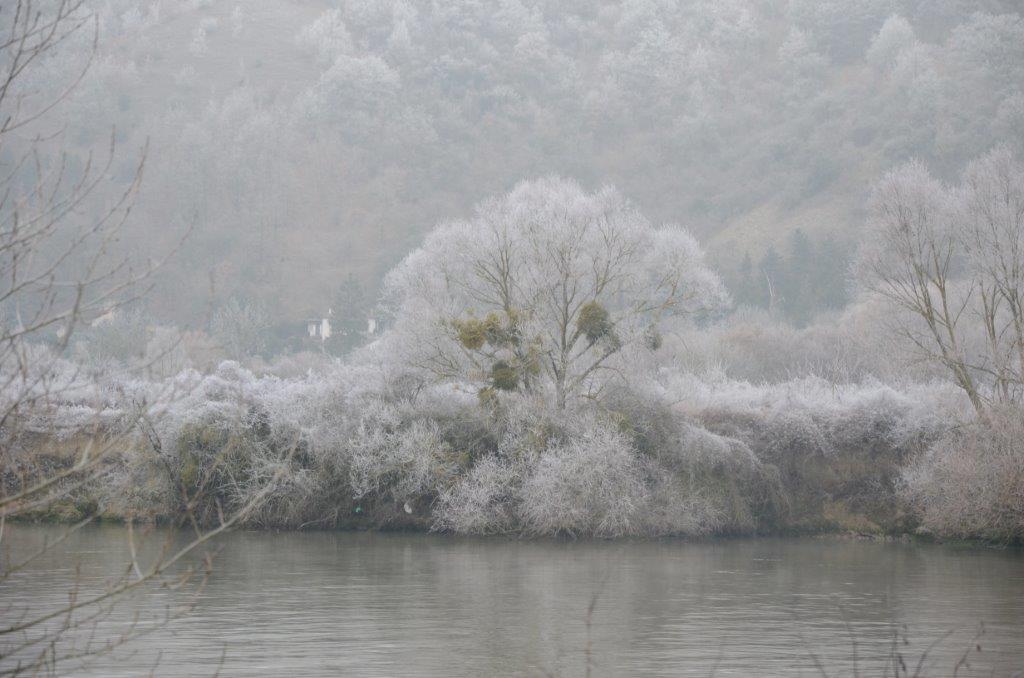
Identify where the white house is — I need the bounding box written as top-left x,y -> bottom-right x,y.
307,309 -> 332,341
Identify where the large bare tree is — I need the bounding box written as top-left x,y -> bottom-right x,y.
855,147 -> 1024,415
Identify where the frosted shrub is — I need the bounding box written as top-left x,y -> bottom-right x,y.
164,409 -> 274,525
822,381 -> 962,457
234,438 -> 321,528
518,417 -> 648,537
761,408 -> 835,460
661,302 -> 929,384
663,423 -> 783,534
669,376 -> 964,532
904,409 -> 1024,543
434,390 -> 772,537
98,430 -> 179,521
674,423 -> 760,471
348,404 -> 454,505
643,465 -> 726,536
262,351 -> 335,378
2,334 -> 976,537
433,455 -> 525,534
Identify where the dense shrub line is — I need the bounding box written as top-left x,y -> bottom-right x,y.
8,351 -> 1014,542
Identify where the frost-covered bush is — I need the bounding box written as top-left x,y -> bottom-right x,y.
904,409 -> 1024,544
679,376 -> 966,532
598,384 -> 784,533
95,429 -> 177,521
432,391 -> 783,538
518,415 -> 648,538
662,303 -> 928,384
348,404 -> 455,507
3,337 -> 979,538
433,455 -> 525,535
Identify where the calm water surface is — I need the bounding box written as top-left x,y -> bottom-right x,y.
2,525 -> 1023,676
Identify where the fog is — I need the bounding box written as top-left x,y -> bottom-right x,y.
3,3 -> 1024,674
9,0 -> 1023,331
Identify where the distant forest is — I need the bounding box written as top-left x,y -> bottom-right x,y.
5,0 -> 1021,330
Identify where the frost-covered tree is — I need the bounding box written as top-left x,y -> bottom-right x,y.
382,177 -> 728,408
75,309 -> 150,364
854,159 -> 981,412
787,0 -> 894,62
211,297 -> 270,360
855,147 -> 1024,414
959,148 -> 1024,404
866,15 -> 916,72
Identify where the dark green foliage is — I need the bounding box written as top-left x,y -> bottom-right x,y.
577,301 -> 611,343
452,311 -> 521,352
452,317 -> 487,350
490,360 -> 518,391
326,274 -> 373,355
734,252 -> 759,308
482,311 -> 521,348
643,326 -> 663,351
728,230 -> 852,326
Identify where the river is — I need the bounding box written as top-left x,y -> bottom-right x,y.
2,525 -> 1023,676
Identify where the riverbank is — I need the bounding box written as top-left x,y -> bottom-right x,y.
5,360 -> 1022,544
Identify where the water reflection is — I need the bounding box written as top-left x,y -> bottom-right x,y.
2,526 -> 1022,676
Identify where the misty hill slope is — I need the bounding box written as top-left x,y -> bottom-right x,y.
16,0 -> 1023,324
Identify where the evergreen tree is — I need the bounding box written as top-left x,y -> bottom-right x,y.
813,234 -> 850,311
734,251 -> 759,308
782,228 -> 815,326
327,274 -> 372,355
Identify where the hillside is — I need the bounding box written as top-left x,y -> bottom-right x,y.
11,0 -> 1022,325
